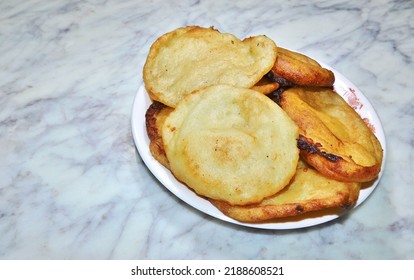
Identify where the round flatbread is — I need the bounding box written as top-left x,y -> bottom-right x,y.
143,26 -> 278,107
162,85 -> 299,205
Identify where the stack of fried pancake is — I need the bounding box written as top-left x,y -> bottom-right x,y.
142,26 -> 383,223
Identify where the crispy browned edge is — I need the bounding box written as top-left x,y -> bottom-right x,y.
297,136 -> 382,182
145,101 -> 172,168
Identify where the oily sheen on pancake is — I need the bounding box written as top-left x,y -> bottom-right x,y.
162,85 -> 299,206
143,26 -> 278,107
210,160 -> 361,222
279,87 -> 383,182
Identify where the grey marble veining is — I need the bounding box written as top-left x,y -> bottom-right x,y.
0,0 -> 413,259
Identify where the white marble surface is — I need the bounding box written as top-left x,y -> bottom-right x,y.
1,0 -> 413,259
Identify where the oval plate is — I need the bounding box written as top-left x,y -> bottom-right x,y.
131,64 -> 386,230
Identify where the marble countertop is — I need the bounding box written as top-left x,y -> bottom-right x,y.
1,0 -> 413,260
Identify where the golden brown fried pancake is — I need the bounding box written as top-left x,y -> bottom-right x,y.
145,101 -> 173,168
270,47 -> 335,87
279,87 -> 383,182
210,160 -> 360,222
143,26 -> 278,107
162,85 -> 299,206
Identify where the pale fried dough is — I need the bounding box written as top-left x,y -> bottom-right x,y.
279,87 -> 383,182
210,160 -> 361,222
270,47 -> 335,87
162,85 -> 299,206
143,26 -> 278,107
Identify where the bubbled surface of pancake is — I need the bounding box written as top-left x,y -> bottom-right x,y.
143,26 -> 278,107
162,85 -> 299,206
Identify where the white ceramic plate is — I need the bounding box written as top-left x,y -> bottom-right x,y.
131,65 -> 386,230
